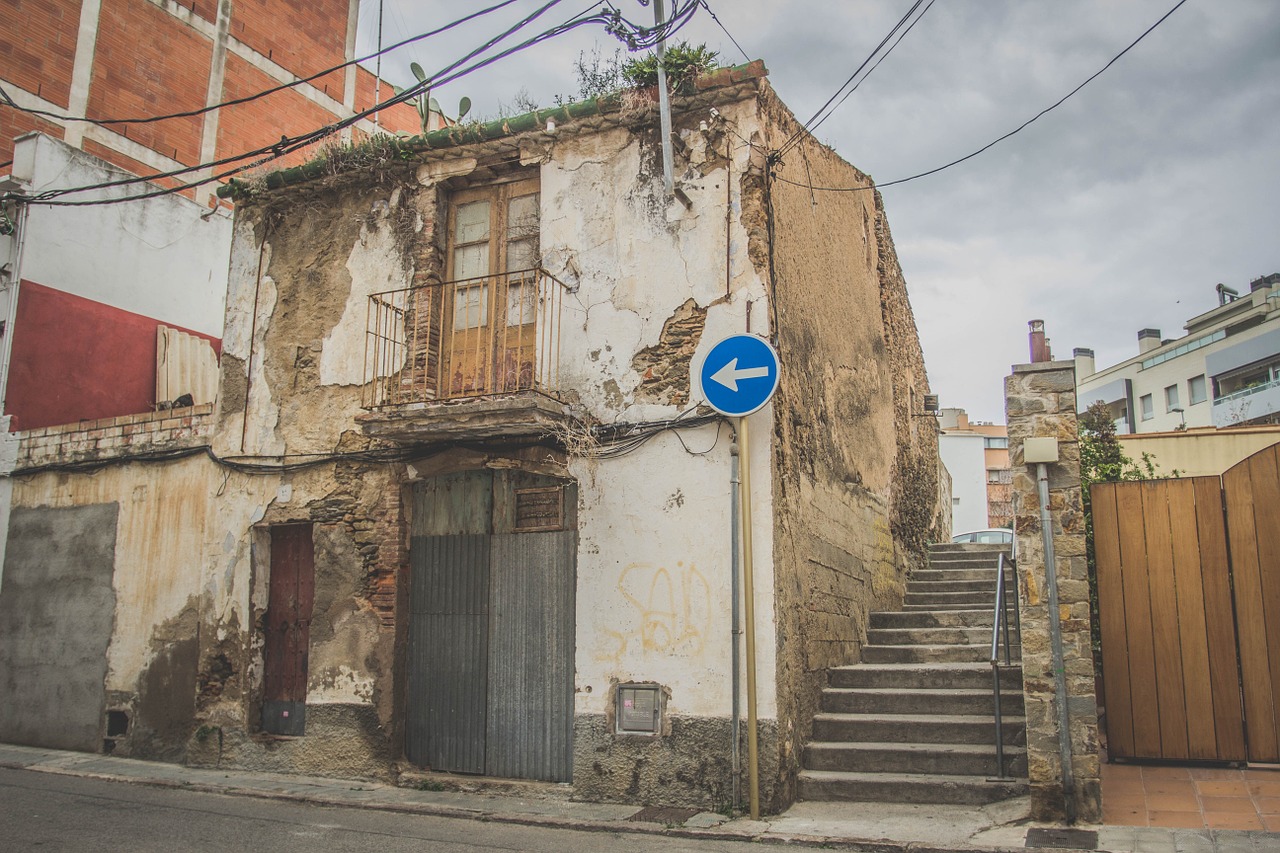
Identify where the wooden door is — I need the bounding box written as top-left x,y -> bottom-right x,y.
1223,444 -> 1280,762
262,524 -> 315,736
444,178 -> 540,396
1093,478 -> 1245,761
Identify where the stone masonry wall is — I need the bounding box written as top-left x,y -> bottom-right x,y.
1005,360 -> 1101,822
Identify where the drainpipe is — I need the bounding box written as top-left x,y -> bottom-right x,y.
653,0 -> 675,195
1037,460 -> 1077,823
729,438 -> 741,810
0,202 -> 29,418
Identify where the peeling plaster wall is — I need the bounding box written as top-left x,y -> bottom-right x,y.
755,83 -> 942,805
9,458 -> 216,760
199,180 -> 418,778
541,96 -> 783,807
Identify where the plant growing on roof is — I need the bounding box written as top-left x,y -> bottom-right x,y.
622,42 -> 719,92
399,62 -> 472,136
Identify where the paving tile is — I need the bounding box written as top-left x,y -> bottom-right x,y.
1145,767 -> 1194,781
1147,811 -> 1207,829
1147,792 -> 1202,812
1103,804 -> 1150,826
1145,779 -> 1198,796
1188,768 -> 1243,781
1194,780 -> 1251,798
1198,796 -> 1258,814
1203,812 -> 1264,830
1168,831 -> 1214,853
1262,814 -> 1280,832
1250,795 -> 1280,814
1104,762 -> 1146,779
1239,768 -> 1280,781
1245,780 -> 1280,798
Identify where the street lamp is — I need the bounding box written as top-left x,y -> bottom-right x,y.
1171,406 -> 1187,429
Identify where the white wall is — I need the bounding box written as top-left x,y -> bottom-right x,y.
939,432 -> 987,533
12,133 -> 231,337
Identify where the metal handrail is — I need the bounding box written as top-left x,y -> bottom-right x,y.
990,551 -> 1020,780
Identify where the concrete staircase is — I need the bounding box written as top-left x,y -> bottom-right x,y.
798,543 -> 1028,804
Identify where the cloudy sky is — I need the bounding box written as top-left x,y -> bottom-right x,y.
355,0 -> 1279,423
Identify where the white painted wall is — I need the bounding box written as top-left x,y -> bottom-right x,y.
537,102 -> 778,719
939,432 -> 987,534
11,133 -> 231,337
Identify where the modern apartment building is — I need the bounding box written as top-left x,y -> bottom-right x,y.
938,407 -> 1012,531
1077,273 -> 1280,433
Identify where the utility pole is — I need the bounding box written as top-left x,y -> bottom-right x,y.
653,0 -> 675,195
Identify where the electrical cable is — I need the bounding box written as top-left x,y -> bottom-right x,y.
4,0 -> 701,208
5,0 -> 609,208
700,0 -> 752,65
775,0 -> 927,160
0,0 -> 526,129
771,0 -> 1191,194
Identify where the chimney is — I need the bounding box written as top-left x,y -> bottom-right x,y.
1138,328 -> 1162,354
1073,347 -> 1095,378
1029,320 -> 1051,363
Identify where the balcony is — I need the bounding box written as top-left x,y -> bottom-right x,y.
356,268 -> 575,442
1212,377 -> 1280,427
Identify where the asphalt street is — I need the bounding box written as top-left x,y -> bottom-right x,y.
0,767 -> 764,853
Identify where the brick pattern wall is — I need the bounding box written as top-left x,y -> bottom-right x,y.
16,403 -> 214,470
0,0 -> 80,110
1005,361 -> 1102,823
88,0 -> 212,164
2,0 -> 419,192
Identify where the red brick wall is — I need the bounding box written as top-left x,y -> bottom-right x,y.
230,0 -> 349,100
217,54 -> 339,172
87,0 -> 211,163
0,0 -> 81,109
0,108 -> 65,167
187,0 -> 220,25
354,66 -> 420,136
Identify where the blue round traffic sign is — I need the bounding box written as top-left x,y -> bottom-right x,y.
697,334 -> 780,417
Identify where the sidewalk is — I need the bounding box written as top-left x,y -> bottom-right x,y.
0,742 -> 1274,852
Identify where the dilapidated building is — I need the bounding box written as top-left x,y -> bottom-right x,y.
0,62 -> 944,812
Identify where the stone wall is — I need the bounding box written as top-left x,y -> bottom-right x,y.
1005,360 -> 1101,822
756,82 -> 940,807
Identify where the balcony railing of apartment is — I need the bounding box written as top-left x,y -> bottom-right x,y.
1213,375 -> 1280,406
363,268 -> 567,410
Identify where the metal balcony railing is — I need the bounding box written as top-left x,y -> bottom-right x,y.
363,268 -> 567,409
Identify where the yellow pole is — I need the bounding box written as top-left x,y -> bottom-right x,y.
738,415 -> 760,820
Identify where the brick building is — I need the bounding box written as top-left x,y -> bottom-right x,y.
0,0 -> 422,432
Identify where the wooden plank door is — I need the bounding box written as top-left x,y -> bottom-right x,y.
1093,477 -> 1245,761
1224,444 -> 1280,762
263,524 -> 315,736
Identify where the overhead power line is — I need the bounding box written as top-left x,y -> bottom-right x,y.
700,0 -> 752,65
0,0 -> 525,129
773,0 -> 1191,193
2,0 -> 702,208
775,0 -> 933,160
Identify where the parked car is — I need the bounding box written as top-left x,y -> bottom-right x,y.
951,528 -> 1013,545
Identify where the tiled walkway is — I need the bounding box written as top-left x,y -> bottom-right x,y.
1101,760 -> 1280,831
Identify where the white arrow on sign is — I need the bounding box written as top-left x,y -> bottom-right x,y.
710,358 -> 770,392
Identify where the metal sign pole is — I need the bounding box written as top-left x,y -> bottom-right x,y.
738,415 -> 760,820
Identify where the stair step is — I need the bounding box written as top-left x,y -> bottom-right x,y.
799,769 -> 1028,805
829,662 -> 1021,690
803,741 -> 1027,777
823,687 -> 1024,716
907,579 -> 1002,593
871,609 -> 996,629
861,644 -> 992,664
912,569 -> 1004,582
904,591 -> 991,605
812,712 -> 1027,745
903,602 -> 1000,611
866,627 -> 992,646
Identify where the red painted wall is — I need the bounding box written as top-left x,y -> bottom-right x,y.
6,281 -> 221,431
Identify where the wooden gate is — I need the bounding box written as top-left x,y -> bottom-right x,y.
262,524 -> 315,736
1094,442 -> 1280,763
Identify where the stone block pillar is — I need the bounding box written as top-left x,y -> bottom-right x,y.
1005,361 -> 1101,823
